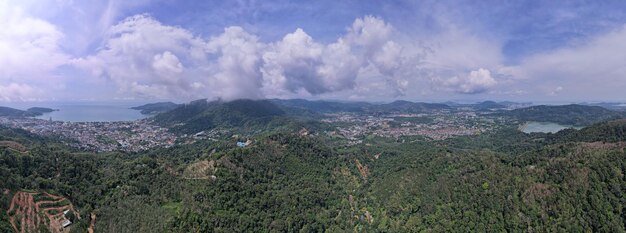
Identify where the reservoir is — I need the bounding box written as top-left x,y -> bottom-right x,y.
520,121 -> 583,133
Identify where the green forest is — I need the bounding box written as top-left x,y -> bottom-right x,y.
1,118 -> 625,232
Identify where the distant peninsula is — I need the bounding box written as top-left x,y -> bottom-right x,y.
0,106 -> 57,117
131,102 -> 180,115
27,107 -> 58,114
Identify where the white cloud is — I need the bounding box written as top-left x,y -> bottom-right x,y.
73,15 -> 207,99
0,4 -> 69,101
70,14 -> 511,101
152,51 -> 184,74
206,26 -> 264,100
0,9 -> 511,101
0,83 -> 40,102
512,24 -> 626,100
440,68 -> 497,94
261,16 -> 409,98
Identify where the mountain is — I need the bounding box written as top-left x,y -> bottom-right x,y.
549,119 -> 626,143
131,102 -> 181,114
271,99 -> 450,114
0,106 -> 38,117
505,104 -> 625,126
154,99 -> 287,133
3,112 -> 626,232
372,100 -> 450,113
270,99 -> 371,113
26,107 -> 57,115
473,101 -> 506,109
580,102 -> 626,111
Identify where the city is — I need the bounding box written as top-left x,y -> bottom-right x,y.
0,117 -> 177,152
323,109 -> 508,143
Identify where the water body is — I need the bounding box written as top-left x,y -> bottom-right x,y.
520,121 -> 583,133
31,102 -> 148,122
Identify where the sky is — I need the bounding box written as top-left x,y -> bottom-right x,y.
1,0 -> 626,103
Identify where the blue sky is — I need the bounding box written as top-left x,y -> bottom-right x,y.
1,0 -> 626,103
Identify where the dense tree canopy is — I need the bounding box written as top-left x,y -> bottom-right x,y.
1,119 -> 625,232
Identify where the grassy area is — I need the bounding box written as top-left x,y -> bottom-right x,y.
161,201 -> 182,214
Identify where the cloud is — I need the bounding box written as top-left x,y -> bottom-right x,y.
73,14 -> 207,99
206,26 -> 264,100
74,15 -> 265,101
0,83 -> 40,102
512,24 -> 626,100
440,68 -> 497,94
152,51 -> 184,74
1,7 -> 508,102
0,4 -> 69,101
70,14 -> 513,101
261,28 -> 361,97
261,16 -> 410,98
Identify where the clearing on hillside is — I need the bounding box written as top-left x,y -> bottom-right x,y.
6,191 -> 80,233
0,141 -> 27,153
182,160 -> 217,180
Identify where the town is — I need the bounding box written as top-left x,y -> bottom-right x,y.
0,108 -> 510,151
0,117 -> 177,152
323,109 -> 508,143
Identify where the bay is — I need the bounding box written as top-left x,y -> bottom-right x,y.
26,102 -> 149,122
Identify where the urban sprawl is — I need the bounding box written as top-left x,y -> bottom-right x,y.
0,109 -> 506,152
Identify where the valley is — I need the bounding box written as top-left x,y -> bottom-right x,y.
0,99 -> 625,232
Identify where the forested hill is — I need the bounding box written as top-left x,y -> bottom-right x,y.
1,114 -> 625,232
0,106 -> 56,117
503,104 -> 625,126
271,99 -> 450,113
548,119 -> 626,143
131,102 -> 181,115
270,99 -> 371,113
153,99 -> 288,133
0,107 -> 37,117
370,100 -> 450,113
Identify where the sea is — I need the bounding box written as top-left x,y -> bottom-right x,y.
2,101 -> 149,122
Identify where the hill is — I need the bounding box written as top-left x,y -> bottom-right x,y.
548,119 -> 626,143
1,109 -> 626,232
271,99 -> 449,114
0,106 -> 38,117
26,107 -> 57,115
153,99 -> 287,133
0,106 -> 58,117
372,100 -> 450,113
270,99 -> 371,113
473,101 -> 506,109
131,102 -> 180,114
504,104 -> 624,126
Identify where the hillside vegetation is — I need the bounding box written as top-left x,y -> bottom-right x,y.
1,117 -> 625,232
504,104 -> 624,126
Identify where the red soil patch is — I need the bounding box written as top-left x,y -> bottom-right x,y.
355,159 -> 369,181
6,191 -> 80,233
0,141 -> 27,153
88,212 -> 96,233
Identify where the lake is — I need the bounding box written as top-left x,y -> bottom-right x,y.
28,102 -> 148,122
520,121 -> 582,133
